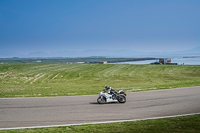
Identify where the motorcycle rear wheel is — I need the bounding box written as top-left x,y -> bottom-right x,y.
117,94 -> 126,103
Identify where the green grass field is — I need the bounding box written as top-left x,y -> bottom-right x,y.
1,114 -> 199,133
0,63 -> 200,98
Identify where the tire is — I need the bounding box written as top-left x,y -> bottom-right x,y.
97,96 -> 106,104
117,94 -> 126,103
119,92 -> 127,96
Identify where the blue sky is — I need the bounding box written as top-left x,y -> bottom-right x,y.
0,0 -> 200,56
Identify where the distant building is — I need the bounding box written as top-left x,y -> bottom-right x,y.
36,60 -> 41,63
159,58 -> 171,64
76,62 -> 85,64
151,58 -> 177,65
99,61 -> 107,64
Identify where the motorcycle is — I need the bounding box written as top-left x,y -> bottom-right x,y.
97,89 -> 126,104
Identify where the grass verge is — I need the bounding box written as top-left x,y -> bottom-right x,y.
0,64 -> 200,98
1,114 -> 200,133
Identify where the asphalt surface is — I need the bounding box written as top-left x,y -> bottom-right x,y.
0,86 -> 200,129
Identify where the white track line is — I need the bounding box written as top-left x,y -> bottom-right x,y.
1,112 -> 200,131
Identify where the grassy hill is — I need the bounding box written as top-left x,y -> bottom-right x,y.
0,63 -> 200,98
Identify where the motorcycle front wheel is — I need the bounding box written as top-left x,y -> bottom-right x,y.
97,96 -> 106,104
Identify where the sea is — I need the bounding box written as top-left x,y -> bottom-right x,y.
109,55 -> 200,65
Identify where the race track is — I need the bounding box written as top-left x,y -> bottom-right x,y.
0,86 -> 200,130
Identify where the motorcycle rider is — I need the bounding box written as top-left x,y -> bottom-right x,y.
105,85 -> 117,95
